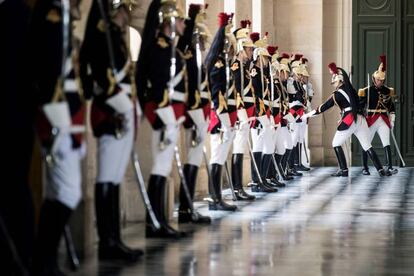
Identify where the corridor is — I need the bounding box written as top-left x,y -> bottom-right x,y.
70,167 -> 414,276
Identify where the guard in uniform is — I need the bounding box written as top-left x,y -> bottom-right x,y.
205,12 -> 238,210
137,0 -> 188,237
248,32 -> 278,193
264,45 -> 286,187
230,19 -> 256,200
286,54 -> 305,176
296,57 -> 312,171
176,4 -> 212,223
80,0 -> 143,260
274,53 -> 295,179
302,62 -> 391,177
359,55 -> 398,175
271,53 -> 295,180
31,0 -> 86,274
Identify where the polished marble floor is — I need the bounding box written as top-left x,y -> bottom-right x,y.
68,167 -> 414,276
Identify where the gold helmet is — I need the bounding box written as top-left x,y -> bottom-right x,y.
193,4 -> 211,46
277,53 -> 291,72
328,62 -> 344,84
234,19 -> 254,53
217,12 -> 237,51
158,0 -> 186,24
251,32 -> 270,60
299,57 -> 310,77
291,54 -> 303,75
300,64 -> 310,77
373,54 -> 386,80
267,45 -> 279,63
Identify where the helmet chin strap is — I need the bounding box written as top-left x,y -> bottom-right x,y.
373,77 -> 384,88
333,80 -> 342,90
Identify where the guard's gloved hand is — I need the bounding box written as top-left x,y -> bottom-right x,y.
390,113 -> 396,129
301,109 -> 316,120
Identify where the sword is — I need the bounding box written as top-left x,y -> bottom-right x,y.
366,73 -> 370,116
271,152 -> 283,181
246,135 -> 265,186
61,0 -> 70,84
131,149 -> 161,230
0,215 -> 28,276
268,65 -> 285,181
45,0 -> 71,167
390,129 -> 406,167
202,146 -> 214,203
224,38 -> 230,104
194,26 -> 202,100
63,225 -> 80,271
302,138 -> 309,163
224,161 -> 237,200
174,146 -> 198,220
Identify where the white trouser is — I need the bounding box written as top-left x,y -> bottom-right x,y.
97,110 -> 134,184
290,121 -> 306,145
210,130 -> 235,165
263,126 -> 276,155
185,121 -> 208,167
150,125 -> 180,177
233,122 -> 250,154
332,114 -> 372,151
298,121 -> 307,143
274,126 -> 293,155
368,117 -> 391,147
45,134 -> 85,210
251,126 -> 274,154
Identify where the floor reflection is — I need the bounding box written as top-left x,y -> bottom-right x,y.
68,167 -> 414,276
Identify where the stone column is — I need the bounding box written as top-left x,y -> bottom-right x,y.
273,0 -> 324,165
205,0 -> 225,37
261,0 -> 275,43
235,0 -> 252,23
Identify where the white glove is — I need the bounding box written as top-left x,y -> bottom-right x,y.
301,110 -> 316,120
222,128 -> 233,143
390,113 -> 395,129
218,112 -> 231,130
156,106 -> 177,125
105,91 -> 134,114
283,113 -> 295,123
237,109 -> 249,123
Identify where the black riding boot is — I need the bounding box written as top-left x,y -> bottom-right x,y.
96,183 -> 143,261
366,148 -> 392,176
362,150 -> 370,175
209,164 -> 237,211
281,149 -> 292,175
178,164 -> 211,223
331,146 -> 349,177
250,152 -> 277,193
145,176 -> 185,238
262,154 -> 284,188
297,143 -> 310,171
276,153 -> 293,180
112,185 -> 144,257
231,154 -> 255,200
384,145 -> 398,174
288,146 -> 302,176
250,152 -> 261,184
32,200 -> 72,276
